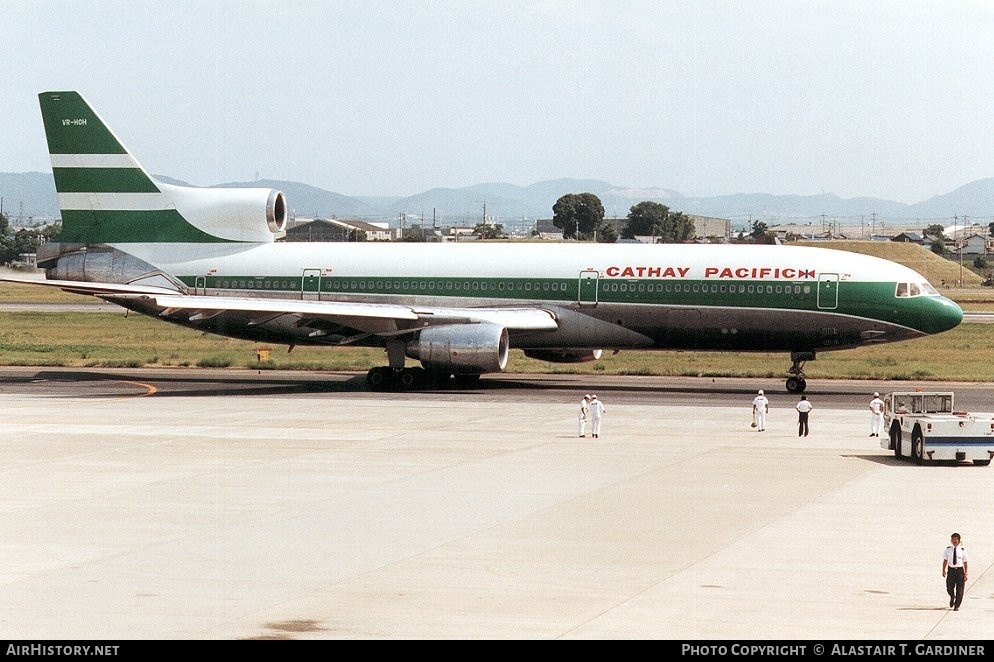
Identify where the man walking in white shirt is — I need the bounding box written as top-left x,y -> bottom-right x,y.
942,532 -> 969,611
578,394 -> 590,437
795,395 -> 812,437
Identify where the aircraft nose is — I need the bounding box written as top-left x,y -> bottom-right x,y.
922,296 -> 964,334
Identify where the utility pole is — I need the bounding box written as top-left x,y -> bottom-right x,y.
954,215 -> 960,286
959,216 -> 970,287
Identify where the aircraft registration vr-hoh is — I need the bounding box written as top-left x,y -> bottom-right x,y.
2,91 -> 965,392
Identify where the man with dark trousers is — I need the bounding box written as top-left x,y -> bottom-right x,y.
942,532 -> 968,610
795,395 -> 812,437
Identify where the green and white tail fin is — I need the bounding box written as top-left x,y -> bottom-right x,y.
41,91 -> 155,187
40,91 -> 286,245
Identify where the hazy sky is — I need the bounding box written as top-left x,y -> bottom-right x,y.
4,1 -> 994,203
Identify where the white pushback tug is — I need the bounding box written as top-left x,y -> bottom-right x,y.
882,390 -> 994,466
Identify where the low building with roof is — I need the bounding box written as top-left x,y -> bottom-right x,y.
285,218 -> 393,242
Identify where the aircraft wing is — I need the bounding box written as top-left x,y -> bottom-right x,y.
148,294 -> 560,336
0,276 -> 559,337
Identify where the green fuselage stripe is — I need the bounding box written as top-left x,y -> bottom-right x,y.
178,274 -> 927,328
53,167 -> 160,193
57,210 -> 236,244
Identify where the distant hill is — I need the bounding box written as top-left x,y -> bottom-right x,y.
906,179 -> 994,219
5,170 -> 994,230
677,192 -> 913,222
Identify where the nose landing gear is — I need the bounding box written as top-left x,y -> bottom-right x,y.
785,351 -> 815,393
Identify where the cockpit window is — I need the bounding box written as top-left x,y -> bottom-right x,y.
895,282 -> 941,297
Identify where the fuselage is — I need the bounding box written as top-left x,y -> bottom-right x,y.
60,240 -> 963,354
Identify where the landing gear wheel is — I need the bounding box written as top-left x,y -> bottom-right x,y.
396,367 -> 425,391
786,351 -> 813,395
785,376 -> 806,394
366,366 -> 394,391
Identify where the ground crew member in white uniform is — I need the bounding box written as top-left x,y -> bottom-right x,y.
869,392 -> 885,437
752,390 -> 769,431
578,394 -> 590,437
588,394 -> 605,438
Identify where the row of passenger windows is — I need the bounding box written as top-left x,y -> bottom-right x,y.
212,279 -> 571,293
215,280 -> 294,290
603,282 -> 812,295
209,278 -> 812,297
323,280 -> 571,292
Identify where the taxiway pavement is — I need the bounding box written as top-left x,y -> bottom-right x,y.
0,368 -> 990,640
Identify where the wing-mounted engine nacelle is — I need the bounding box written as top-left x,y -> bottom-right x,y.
160,182 -> 287,242
407,323 -> 509,374
524,349 -> 603,363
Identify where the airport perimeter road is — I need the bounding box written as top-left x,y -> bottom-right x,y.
0,368 -> 991,640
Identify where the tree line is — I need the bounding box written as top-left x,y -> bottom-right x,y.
551,194 -> 694,243
551,192 -> 778,244
0,213 -> 59,266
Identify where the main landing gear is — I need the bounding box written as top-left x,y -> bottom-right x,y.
364,341 -> 484,391
365,341 -> 427,391
366,366 -> 425,391
365,366 -> 482,391
785,351 -> 815,394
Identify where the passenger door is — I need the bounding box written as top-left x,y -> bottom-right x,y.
817,273 -> 839,309
578,270 -> 599,306
301,269 -> 321,300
